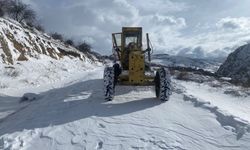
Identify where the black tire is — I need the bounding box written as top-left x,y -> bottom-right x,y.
113,63 -> 121,85
155,67 -> 172,101
103,67 -> 115,101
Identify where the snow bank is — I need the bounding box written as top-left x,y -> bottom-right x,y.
0,56 -> 102,96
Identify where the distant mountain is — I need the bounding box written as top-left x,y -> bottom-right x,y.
217,44 -> 250,86
152,54 -> 225,72
0,17 -> 98,65
166,46 -> 231,59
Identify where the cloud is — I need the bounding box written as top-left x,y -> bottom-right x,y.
216,17 -> 250,30
132,0 -> 189,15
141,14 -> 186,28
22,0 -> 250,58
24,0 -> 188,55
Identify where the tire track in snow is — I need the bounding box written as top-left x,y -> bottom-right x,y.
173,81 -> 250,140
95,116 -> 240,149
183,94 -> 250,140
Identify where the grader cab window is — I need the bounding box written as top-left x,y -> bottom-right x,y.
112,33 -> 122,50
124,33 -> 141,49
114,33 -> 121,47
125,36 -> 137,47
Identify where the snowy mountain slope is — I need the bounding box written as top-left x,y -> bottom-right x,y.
0,17 -> 96,65
1,68 -> 250,150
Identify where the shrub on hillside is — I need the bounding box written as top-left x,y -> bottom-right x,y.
50,32 -> 64,41
35,24 -> 44,32
65,39 -> 74,46
77,42 -> 91,53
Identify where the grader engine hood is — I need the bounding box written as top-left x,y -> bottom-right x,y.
129,51 -> 145,84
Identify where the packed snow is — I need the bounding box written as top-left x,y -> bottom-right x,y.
0,55 -> 101,121
1,62 -> 250,149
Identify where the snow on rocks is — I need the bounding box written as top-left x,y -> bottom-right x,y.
217,43 -> 250,86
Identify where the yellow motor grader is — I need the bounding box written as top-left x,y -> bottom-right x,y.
103,27 -> 171,101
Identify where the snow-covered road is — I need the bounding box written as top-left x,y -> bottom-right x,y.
1,68 -> 250,150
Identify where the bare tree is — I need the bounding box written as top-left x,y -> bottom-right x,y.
7,0 -> 26,21
7,0 -> 36,23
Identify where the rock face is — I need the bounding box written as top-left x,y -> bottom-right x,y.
217,44 -> 250,86
0,17 -> 97,65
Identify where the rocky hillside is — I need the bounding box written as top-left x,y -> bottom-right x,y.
217,43 -> 250,86
0,17 -> 97,65
0,17 -> 102,92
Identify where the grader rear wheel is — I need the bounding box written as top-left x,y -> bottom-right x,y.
155,67 -> 172,101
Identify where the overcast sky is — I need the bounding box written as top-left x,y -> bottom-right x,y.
23,0 -> 250,58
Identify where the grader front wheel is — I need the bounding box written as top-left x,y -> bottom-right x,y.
155,67 -> 172,101
103,67 -> 115,101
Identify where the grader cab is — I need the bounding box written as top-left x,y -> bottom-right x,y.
103,27 -> 171,101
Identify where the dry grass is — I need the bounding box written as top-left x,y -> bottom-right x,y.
17,53 -> 28,61
0,34 -> 13,64
13,39 -> 24,52
58,48 -> 81,59
47,48 -> 58,59
39,43 -> 47,54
